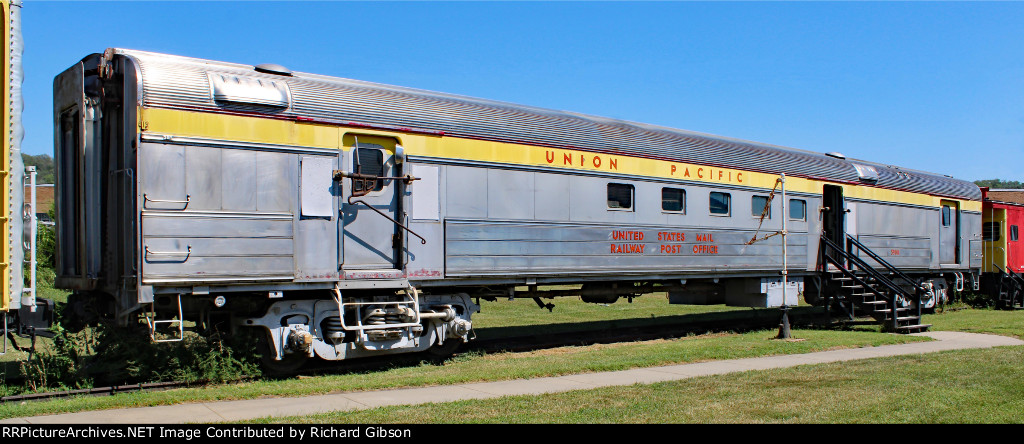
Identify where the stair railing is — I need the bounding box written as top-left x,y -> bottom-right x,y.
821,235 -> 917,330
845,234 -> 924,322
992,264 -> 1024,308
845,235 -> 922,290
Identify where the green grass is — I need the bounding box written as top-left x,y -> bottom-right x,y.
0,269 -> 70,376
1,294 -> 1019,422
254,346 -> 1024,424
0,327 -> 919,419
32,267 -> 70,304
925,305 -> 1024,338
0,324 -> 919,419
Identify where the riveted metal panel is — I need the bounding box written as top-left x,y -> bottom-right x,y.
446,166 -> 487,218
535,173 -> 571,221
969,239 -> 983,268
222,149 -> 258,211
142,214 -> 293,238
185,146 -> 222,210
141,213 -> 295,282
488,169 -> 534,220
854,235 -> 932,269
445,220 -> 808,277
139,143 -> 186,210
256,151 -> 295,213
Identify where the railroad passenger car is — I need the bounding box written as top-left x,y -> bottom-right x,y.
53,49 -> 983,366
1,0 -> 47,335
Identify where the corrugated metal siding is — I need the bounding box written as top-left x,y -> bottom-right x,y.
120,49 -> 980,201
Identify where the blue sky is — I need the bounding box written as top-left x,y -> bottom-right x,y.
19,1 -> 1024,182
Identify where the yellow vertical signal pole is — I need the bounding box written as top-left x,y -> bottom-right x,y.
1,0 -> 10,313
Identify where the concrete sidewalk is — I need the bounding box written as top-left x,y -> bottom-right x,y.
3,331 -> 1021,424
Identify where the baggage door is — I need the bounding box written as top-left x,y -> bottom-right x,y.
939,200 -> 960,265
822,184 -> 846,257
341,136 -> 401,270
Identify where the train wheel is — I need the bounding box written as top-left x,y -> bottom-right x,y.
426,339 -> 461,360
258,335 -> 309,375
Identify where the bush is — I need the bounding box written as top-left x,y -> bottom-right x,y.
11,323 -> 262,394
89,325 -> 262,385
36,220 -> 56,270
954,291 -> 995,308
18,323 -> 95,392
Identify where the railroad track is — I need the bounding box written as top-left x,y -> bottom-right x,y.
0,307 -> 829,404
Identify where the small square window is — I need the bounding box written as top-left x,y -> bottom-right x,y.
790,199 -> 807,221
607,183 -> 634,210
941,206 -> 951,227
662,188 -> 686,213
353,147 -> 385,192
751,196 -> 771,218
984,222 -> 1001,242
1012,225 -> 1019,242
710,192 -> 731,216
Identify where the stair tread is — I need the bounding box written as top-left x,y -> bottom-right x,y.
880,316 -> 920,321
873,308 -> 910,313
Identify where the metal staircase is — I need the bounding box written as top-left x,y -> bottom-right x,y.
992,265 -> 1024,310
819,234 -> 931,333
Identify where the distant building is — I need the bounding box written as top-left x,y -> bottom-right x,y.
23,183 -> 54,223
985,189 -> 1024,206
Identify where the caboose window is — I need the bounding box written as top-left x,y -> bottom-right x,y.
751,196 -> 771,218
662,188 -> 685,213
1013,225 -> 1019,242
984,222 -> 1001,242
942,205 -> 951,227
790,199 -> 806,220
607,183 -> 634,210
353,148 -> 385,192
709,192 -> 731,216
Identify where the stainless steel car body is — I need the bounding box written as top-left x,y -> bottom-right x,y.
52,49 -> 982,360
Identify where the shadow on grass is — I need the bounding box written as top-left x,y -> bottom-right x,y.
473,304 -> 841,341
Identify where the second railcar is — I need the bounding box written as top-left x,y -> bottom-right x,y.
979,188 -> 1024,308
54,49 -> 982,365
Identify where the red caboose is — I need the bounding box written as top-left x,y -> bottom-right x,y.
981,188 -> 1024,308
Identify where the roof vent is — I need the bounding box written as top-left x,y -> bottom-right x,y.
254,63 -> 292,76
825,152 -> 846,159
209,73 -> 290,107
851,163 -> 879,183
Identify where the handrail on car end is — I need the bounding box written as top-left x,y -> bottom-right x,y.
143,194 -> 190,210
144,245 -> 192,262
